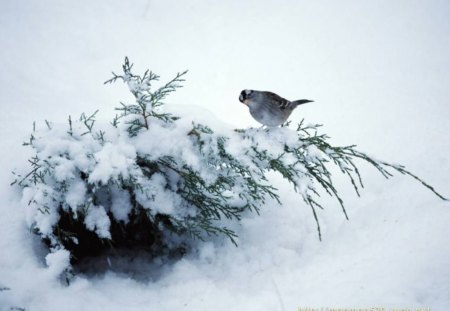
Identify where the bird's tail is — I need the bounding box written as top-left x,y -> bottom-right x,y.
290,99 -> 314,107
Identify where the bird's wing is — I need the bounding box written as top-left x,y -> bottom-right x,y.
264,91 -> 291,110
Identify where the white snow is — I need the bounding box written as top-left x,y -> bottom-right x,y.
22,184 -> 60,237
89,142 -> 137,185
110,186 -> 132,222
134,121 -> 202,171
1,1 -> 450,311
84,205 -> 111,239
64,180 -> 87,215
45,249 -> 71,279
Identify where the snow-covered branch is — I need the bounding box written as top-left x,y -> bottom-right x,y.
12,58 -> 447,271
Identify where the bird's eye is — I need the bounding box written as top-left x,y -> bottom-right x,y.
245,90 -> 253,96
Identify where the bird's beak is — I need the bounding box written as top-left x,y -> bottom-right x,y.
239,97 -> 248,105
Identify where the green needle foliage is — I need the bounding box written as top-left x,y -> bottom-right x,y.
12,57 -> 447,266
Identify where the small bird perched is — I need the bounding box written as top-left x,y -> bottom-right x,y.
239,90 -> 313,127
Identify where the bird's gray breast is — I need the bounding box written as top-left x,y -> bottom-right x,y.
248,100 -> 287,126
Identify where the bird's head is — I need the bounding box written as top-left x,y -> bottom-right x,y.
239,89 -> 254,105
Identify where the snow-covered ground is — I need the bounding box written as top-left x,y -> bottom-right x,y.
1,1 -> 449,310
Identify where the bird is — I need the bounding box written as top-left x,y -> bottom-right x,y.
239,90 -> 313,127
